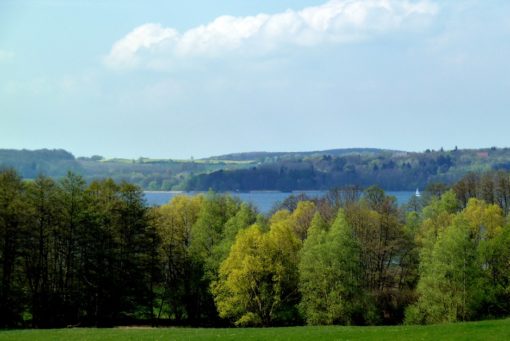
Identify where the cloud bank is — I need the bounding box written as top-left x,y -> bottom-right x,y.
104,0 -> 438,70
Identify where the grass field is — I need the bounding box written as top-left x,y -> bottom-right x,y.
1,319 -> 509,341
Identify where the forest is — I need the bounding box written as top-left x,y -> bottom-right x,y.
2,168 -> 510,328
3,147 -> 510,191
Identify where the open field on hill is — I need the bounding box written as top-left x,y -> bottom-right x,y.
1,319 -> 509,341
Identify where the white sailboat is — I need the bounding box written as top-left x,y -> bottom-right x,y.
415,188 -> 421,197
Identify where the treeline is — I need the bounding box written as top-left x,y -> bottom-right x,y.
185,147 -> 510,191
0,149 -> 79,179
2,169 -> 510,328
0,170 -> 158,327
0,149 -> 249,191
6,147 -> 510,191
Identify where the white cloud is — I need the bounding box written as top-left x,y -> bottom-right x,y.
104,0 -> 438,70
104,24 -> 178,69
0,50 -> 15,63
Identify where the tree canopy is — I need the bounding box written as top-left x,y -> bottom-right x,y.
2,169 -> 510,328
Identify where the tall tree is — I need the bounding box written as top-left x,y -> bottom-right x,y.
77,179 -> 154,326
55,172 -> 87,325
346,188 -> 414,323
155,195 -> 203,322
212,210 -> 301,326
406,214 -> 482,324
115,182 -> 155,321
299,211 -> 368,325
22,175 -> 63,327
0,169 -> 27,327
209,203 -> 258,279
188,192 -> 240,324
289,201 -> 316,241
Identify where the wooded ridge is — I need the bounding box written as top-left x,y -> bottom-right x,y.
1,147 -> 509,191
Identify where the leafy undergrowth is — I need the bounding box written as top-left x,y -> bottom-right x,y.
1,319 -> 509,341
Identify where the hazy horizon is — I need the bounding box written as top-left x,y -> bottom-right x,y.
3,144 -> 507,161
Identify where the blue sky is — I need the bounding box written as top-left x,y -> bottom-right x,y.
1,0 -> 510,159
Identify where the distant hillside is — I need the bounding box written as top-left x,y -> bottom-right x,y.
205,148 -> 397,162
1,147 -> 510,191
0,149 -> 81,178
186,147 -> 510,191
0,149 -> 253,190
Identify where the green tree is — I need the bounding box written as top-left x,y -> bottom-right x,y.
115,182 -> 156,321
0,169 -> 27,327
190,192 -> 240,278
212,210 -> 301,326
22,175 -> 63,327
289,201 -> 316,241
478,224 -> 510,316
79,179 -> 121,326
465,199 -> 509,317
210,203 -> 258,278
407,197 -> 506,324
78,179 -> 155,326
155,195 -> 203,322
188,192 -> 240,323
55,172 -> 87,325
406,215 -> 482,324
299,211 -> 367,325
346,189 -> 413,323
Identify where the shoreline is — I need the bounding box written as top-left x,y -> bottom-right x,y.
142,190 -> 417,194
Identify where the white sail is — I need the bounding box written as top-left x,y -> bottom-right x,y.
415,188 -> 421,197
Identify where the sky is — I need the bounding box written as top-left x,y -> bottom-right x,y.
1,0 -> 510,159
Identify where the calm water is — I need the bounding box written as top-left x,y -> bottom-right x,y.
144,190 -> 416,214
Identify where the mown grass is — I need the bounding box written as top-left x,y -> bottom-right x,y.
1,319 -> 508,341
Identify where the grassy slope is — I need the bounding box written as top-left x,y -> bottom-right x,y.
1,319 -> 509,341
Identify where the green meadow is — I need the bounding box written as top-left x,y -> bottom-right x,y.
1,319 -> 509,341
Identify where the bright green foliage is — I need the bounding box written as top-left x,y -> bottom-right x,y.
6,166 -> 510,328
190,192 -> 240,276
155,194 -> 257,325
186,193 -> 242,322
406,215 -> 482,324
300,212 -> 327,251
154,195 -> 203,321
419,190 -> 460,244
462,198 -> 504,240
467,199 -> 510,317
414,190 -> 461,304
406,198 -> 505,324
210,203 -> 258,276
212,210 -> 301,326
289,201 -> 316,240
213,225 -> 266,326
404,211 -> 421,236
299,211 -> 365,325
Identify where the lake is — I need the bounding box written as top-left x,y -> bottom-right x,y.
144,190 -> 416,214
